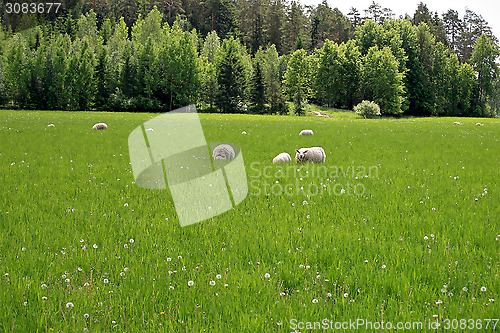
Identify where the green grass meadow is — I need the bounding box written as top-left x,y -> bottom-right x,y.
0,109 -> 499,332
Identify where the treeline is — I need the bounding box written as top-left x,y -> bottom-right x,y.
0,6 -> 499,116
4,1 -> 497,62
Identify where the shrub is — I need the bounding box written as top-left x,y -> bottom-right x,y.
354,100 -> 381,119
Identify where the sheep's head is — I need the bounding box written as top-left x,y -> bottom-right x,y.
296,149 -> 308,162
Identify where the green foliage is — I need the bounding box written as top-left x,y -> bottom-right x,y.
201,31 -> 221,64
314,39 -> 362,109
0,6 -> 497,117
131,7 -> 163,45
362,46 -> 405,116
314,40 -> 343,107
354,100 -> 381,118
283,49 -> 311,116
76,10 -> 99,41
249,61 -> 266,114
215,37 -> 248,113
470,34 -> 500,115
2,35 -> 30,105
260,45 -> 288,115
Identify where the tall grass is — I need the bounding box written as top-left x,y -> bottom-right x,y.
0,110 -> 498,332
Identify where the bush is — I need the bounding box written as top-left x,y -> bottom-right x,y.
354,100 -> 381,119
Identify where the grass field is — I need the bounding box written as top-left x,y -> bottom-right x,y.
0,109 -> 499,332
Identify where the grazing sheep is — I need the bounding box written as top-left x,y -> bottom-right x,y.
273,152 -> 292,164
47,124 -> 55,127
242,131 -> 247,135
295,147 -> 326,163
92,123 -> 108,130
299,129 -> 314,136
475,122 -> 484,126
212,144 -> 235,160
453,121 -> 462,125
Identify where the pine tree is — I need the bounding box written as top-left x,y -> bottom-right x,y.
94,46 -> 111,109
215,37 -> 248,113
249,61 -> 266,114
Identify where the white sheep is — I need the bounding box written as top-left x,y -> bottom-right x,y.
453,121 -> 462,125
475,122 -> 484,126
273,152 -> 292,164
295,147 -> 326,163
299,129 -> 314,136
92,123 -> 108,130
47,124 -> 55,127
212,144 -> 235,160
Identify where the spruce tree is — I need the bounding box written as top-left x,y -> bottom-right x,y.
249,61 -> 266,114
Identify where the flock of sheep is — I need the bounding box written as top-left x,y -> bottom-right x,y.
47,122 -> 108,130
211,129 -> 326,165
273,129 -> 326,164
52,119 -> 486,165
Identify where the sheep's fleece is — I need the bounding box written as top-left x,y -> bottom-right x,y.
273,152 -> 292,164
212,144 -> 236,160
299,129 -> 314,136
92,123 -> 108,130
295,147 -> 326,163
